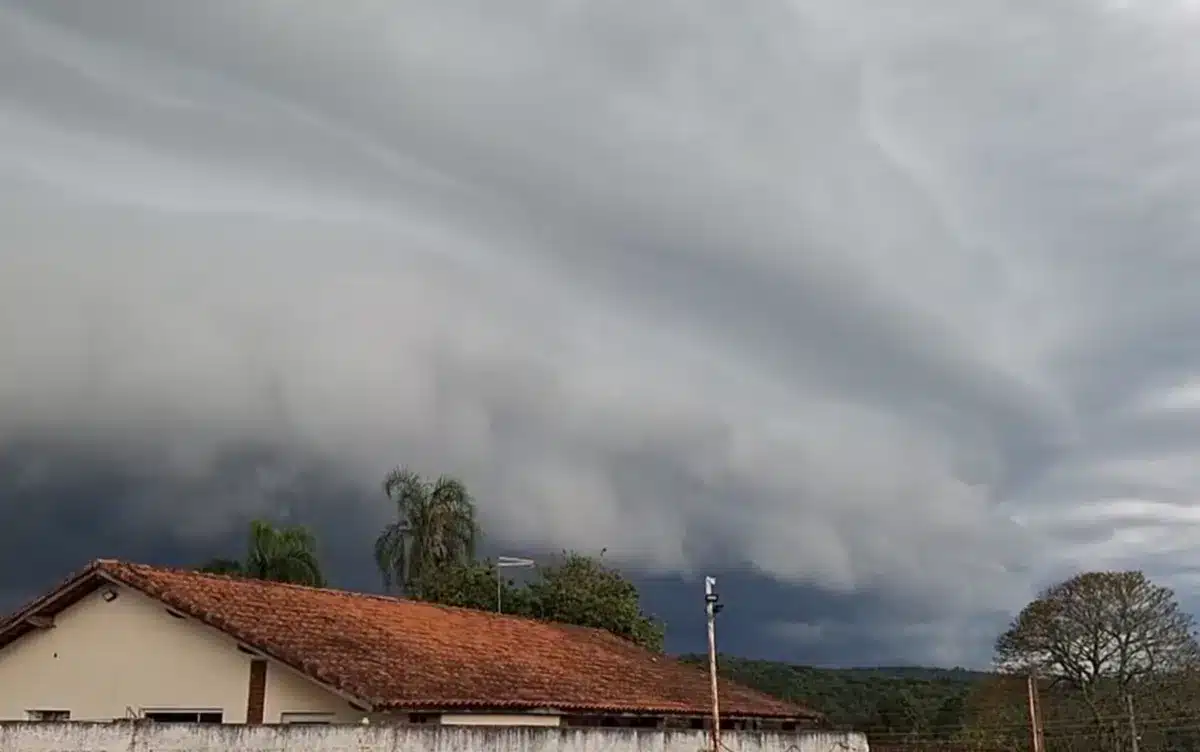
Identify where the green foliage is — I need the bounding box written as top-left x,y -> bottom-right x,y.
405,551 -> 663,652
679,655 -> 985,733
677,572 -> 1200,749
992,571 -> 1200,752
244,519 -> 325,586
949,571 -> 1200,752
373,467 -> 660,650
524,551 -> 664,652
199,519 -> 325,587
374,467 -> 480,593
995,570 -> 1200,689
408,559 -> 529,614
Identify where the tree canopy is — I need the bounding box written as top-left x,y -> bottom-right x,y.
523,551 -> 664,652
199,519 -> 325,587
995,570 -> 1200,690
679,656 -> 985,736
374,467 -> 480,594
988,570 -> 1200,752
369,469 -> 663,651
407,559 -> 529,614
404,552 -> 663,652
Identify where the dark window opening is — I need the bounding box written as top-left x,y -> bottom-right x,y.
27,710 -> 70,722
563,715 -> 662,728
144,711 -> 223,723
408,713 -> 436,724
281,712 -> 334,725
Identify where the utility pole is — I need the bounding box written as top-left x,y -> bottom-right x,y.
1127,694 -> 1140,752
1026,670 -> 1044,752
1034,673 -> 1045,752
704,577 -> 724,752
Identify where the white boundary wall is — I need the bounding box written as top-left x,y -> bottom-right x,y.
0,722 -> 868,752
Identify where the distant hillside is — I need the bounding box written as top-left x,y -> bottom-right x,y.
678,655 -> 990,732
832,666 -> 992,682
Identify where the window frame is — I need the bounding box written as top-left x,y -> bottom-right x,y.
25,710 -> 70,722
279,712 -> 335,725
141,709 -> 224,724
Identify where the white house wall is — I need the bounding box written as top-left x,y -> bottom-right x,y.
261,659 -> 363,724
0,584 -> 359,723
0,723 -> 870,752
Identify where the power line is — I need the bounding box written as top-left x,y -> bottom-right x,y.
852,712 -> 1200,741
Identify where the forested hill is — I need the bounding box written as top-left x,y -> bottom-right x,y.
678,655 -> 990,731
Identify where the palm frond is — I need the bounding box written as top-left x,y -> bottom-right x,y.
378,468 -> 480,592
241,518 -> 326,587
374,521 -> 409,593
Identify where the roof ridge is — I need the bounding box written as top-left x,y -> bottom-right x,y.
99,559 -> 649,643
106,559 -> 405,601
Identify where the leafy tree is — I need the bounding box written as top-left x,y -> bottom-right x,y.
524,551 -> 664,652
409,560 -> 530,614
996,571 -> 1200,688
929,692 -> 967,736
403,550 -> 661,651
994,571 -> 1200,751
374,467 -> 480,593
677,656 -> 984,736
874,688 -> 927,738
955,673 -> 1032,752
199,519 -> 325,587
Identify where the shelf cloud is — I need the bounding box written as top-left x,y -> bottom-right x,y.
4,0 -> 1200,665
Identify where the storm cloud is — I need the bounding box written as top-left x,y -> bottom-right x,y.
3,0 -> 1200,666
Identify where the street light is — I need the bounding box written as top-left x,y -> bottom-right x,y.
704,576 -> 723,752
495,556 -> 535,613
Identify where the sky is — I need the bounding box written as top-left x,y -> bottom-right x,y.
3,0 -> 1200,668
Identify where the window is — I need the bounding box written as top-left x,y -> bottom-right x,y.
563,715 -> 660,728
143,710 -> 223,723
280,712 -> 334,725
26,710 -> 70,722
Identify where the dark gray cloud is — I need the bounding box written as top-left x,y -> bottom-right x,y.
3,0 -> 1200,666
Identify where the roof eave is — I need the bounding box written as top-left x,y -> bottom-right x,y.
94,566 -> 382,715
0,562 -> 109,650
0,560 -> 381,717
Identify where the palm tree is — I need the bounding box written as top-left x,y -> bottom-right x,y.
199,519 -> 326,587
374,467 -> 480,593
243,519 -> 326,586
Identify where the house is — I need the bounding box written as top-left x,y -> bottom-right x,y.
0,560 -> 822,728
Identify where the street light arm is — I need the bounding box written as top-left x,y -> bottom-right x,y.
495,556 -> 536,613
497,556 -> 536,567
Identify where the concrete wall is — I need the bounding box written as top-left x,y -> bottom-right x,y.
0,585 -> 355,723
0,722 -> 869,752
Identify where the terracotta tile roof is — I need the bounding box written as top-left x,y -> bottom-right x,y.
1,560 -> 819,720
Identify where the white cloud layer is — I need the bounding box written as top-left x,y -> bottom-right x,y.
4,0 -> 1200,664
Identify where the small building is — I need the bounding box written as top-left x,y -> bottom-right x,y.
0,560 -> 821,728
